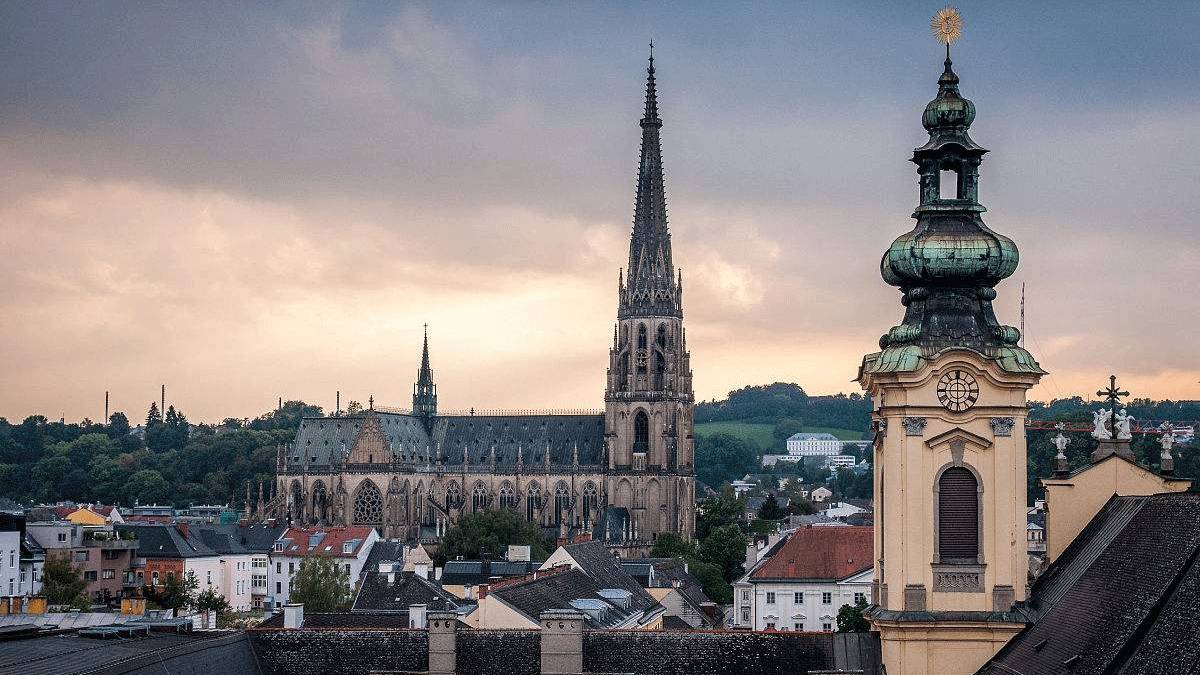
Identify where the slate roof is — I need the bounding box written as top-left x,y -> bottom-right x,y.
441,559 -> 542,586
257,612 -> 416,629
0,631 -> 258,675
559,540 -> 659,614
120,525 -> 219,559
209,523 -> 287,553
979,492 -> 1200,675
290,412 -> 605,467
751,526 -> 872,582
490,568 -> 639,628
273,527 -> 374,558
352,569 -> 460,613
195,527 -> 250,555
361,539 -> 406,574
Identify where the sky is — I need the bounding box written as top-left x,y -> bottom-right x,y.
2,1 -> 1198,423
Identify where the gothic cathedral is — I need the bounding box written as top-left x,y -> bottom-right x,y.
270,53 -> 695,555
857,49 -> 1044,673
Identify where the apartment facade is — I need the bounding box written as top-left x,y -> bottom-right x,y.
267,526 -> 379,608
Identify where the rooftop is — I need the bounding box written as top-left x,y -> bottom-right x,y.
751,526 -> 873,581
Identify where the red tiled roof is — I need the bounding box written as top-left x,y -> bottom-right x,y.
751,526 -> 873,581
125,514 -> 172,524
275,527 -> 375,558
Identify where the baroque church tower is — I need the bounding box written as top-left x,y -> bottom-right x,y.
604,49 -> 696,543
858,42 -> 1045,674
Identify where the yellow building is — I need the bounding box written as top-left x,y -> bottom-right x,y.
65,507 -> 108,526
1042,445 -> 1191,564
858,39 -> 1046,675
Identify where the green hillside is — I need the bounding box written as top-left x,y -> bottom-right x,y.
694,421 -> 864,453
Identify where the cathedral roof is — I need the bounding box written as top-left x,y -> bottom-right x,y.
290,412 -> 605,468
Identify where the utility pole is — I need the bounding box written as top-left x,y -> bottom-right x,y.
105,391 -> 109,423
336,390 -> 341,415
161,384 -> 166,418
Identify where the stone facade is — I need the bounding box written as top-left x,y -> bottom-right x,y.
272,54 -> 695,550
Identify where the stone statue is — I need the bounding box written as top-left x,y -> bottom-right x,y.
1115,409 -> 1134,440
1052,432 -> 1071,460
1159,423 -> 1176,452
1091,408 -> 1112,439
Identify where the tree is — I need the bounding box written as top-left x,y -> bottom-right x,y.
156,570 -> 199,611
195,587 -> 233,626
41,555 -> 88,607
107,412 -> 131,437
698,523 -> 747,583
696,494 -> 747,540
684,556 -> 731,605
695,432 -> 758,489
290,556 -> 352,611
344,401 -> 364,416
438,509 -> 551,566
773,418 -> 806,444
124,469 -> 170,505
650,533 -> 697,559
758,494 -> 786,520
837,598 -> 870,632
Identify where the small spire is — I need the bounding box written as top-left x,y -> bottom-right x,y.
368,395 -> 374,410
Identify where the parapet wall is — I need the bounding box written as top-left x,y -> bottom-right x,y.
584,630 -> 836,675
250,628 -> 428,675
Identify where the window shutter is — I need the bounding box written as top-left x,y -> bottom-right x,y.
938,467 -> 979,560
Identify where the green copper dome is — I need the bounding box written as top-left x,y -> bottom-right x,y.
862,53 -> 1043,377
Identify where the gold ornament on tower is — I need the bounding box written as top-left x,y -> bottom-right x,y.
931,7 -> 963,46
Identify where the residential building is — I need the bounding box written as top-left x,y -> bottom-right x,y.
351,560 -> 462,626
28,521 -> 138,604
267,526 -> 379,608
820,500 -> 870,521
734,526 -> 872,632
809,486 -> 832,503
620,557 -> 720,628
440,558 -> 543,600
210,522 -> 287,609
121,524 -> 252,611
0,520 -> 20,599
826,454 -> 858,470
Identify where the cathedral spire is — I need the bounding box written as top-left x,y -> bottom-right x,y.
621,44 -> 680,319
413,324 -> 438,419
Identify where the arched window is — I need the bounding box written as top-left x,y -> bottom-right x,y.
582,483 -> 598,523
499,483 -> 517,511
637,324 -> 648,349
472,483 -> 488,513
653,350 -> 665,390
353,481 -> 383,525
554,484 -> 571,526
527,483 -> 542,522
634,411 -> 649,454
656,324 -> 667,348
636,325 -> 648,374
938,467 -> 979,562
445,481 -> 462,512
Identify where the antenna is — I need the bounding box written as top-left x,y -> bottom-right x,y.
161,384 -> 166,417
1020,282 -> 1026,348
105,391 -> 109,423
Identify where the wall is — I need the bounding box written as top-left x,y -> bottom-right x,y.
1042,456 -> 1190,563
0,532 -> 19,597
457,630 -> 539,675
739,576 -> 872,631
583,630 -> 835,675
250,628 -> 428,675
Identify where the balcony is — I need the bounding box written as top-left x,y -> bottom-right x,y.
84,532 -> 137,550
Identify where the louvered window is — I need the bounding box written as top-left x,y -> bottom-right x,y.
938,467 -> 979,561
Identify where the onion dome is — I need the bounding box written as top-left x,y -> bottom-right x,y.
865,53 -> 1042,376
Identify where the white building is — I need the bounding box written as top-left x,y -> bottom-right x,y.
267,526 -> 379,608
785,433 -> 869,458
810,487 -> 833,503
821,501 -> 869,520
733,525 -> 872,632
0,529 -> 20,598
826,454 -> 858,470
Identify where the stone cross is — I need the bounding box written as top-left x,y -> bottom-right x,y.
1095,375 -> 1129,440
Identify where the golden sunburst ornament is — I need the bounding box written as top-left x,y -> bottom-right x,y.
931,7 -> 963,46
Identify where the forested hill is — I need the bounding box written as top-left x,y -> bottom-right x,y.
0,401 -> 320,508
695,383 -> 872,433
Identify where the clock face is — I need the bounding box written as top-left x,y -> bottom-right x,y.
937,369 -> 979,412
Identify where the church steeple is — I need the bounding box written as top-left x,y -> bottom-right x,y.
867,52 -> 1042,376
620,44 -> 681,320
413,324 -> 437,419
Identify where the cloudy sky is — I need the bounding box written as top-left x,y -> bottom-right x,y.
2,1 -> 1197,422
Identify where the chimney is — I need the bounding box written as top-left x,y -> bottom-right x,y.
282,603 -> 304,629
379,561 -> 395,584
176,523 -> 189,539
477,584 -> 488,599
415,562 -> 430,580
699,602 -> 718,623
409,603 -> 427,629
